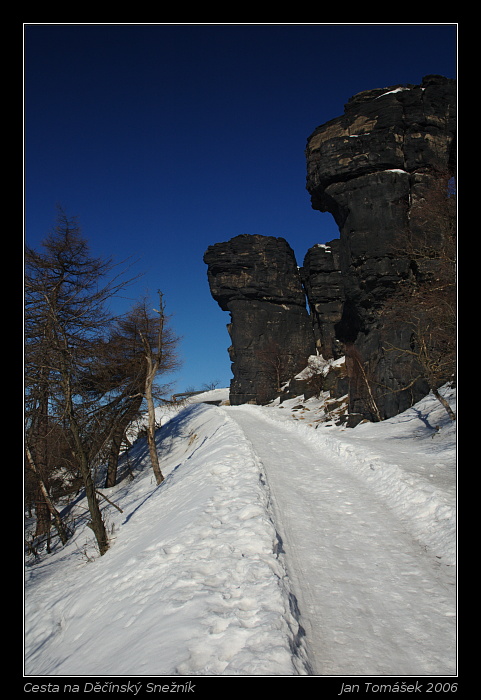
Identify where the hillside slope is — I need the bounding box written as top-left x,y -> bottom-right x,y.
24,387 -> 456,677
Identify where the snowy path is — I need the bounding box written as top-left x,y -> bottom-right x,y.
226,405 -> 456,676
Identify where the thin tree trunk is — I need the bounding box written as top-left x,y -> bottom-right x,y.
26,446 -> 70,546
348,348 -> 382,422
104,394 -> 144,488
80,451 -> 110,556
57,346 -> 110,556
432,386 -> 456,421
34,497 -> 51,539
138,291 -> 168,486
144,357 -> 164,485
32,390 -> 52,537
67,394 -> 109,556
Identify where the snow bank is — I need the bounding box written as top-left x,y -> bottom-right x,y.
25,403 -> 309,677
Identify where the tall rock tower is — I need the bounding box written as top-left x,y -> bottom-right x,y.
304,75 -> 456,419
204,234 -> 315,405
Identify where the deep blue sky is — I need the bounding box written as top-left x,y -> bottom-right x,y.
24,23 -> 457,394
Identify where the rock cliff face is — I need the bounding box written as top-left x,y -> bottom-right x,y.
304,74 -> 456,419
204,75 -> 456,417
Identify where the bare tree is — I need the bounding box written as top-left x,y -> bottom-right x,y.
78,328 -> 148,489
140,292 -> 180,484
25,209 -> 138,555
113,292 -> 181,485
345,343 -> 383,422
202,380 -> 220,391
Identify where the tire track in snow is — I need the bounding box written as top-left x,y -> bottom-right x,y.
227,405 -> 456,676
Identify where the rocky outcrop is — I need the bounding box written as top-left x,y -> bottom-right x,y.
306,75 -> 456,204
203,234 -> 315,405
204,76 -> 456,420
300,239 -> 344,361
303,74 -> 456,420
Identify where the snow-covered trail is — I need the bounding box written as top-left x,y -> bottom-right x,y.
226,405 -> 456,676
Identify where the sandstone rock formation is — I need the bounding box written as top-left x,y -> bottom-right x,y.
204,75 -> 456,419
304,74 -> 456,420
203,234 -> 315,405
300,239 -> 344,361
